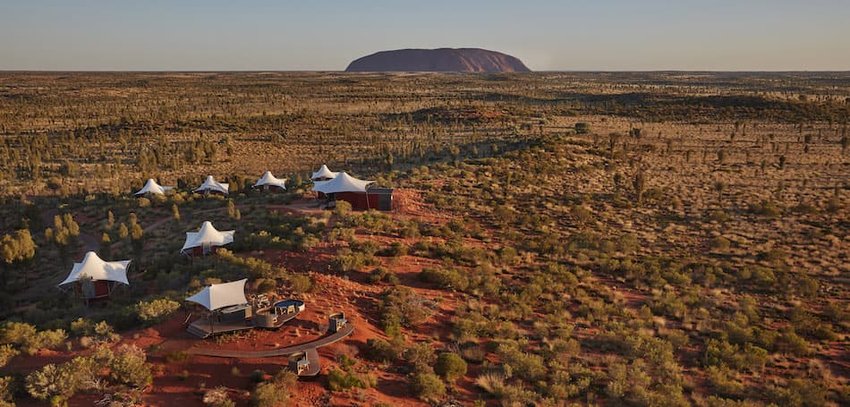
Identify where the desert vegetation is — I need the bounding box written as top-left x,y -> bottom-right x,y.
0,71 -> 848,406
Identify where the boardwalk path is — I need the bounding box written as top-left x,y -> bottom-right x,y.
186,323 -> 354,358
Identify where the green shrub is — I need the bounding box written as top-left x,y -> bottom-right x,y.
709,236 -> 731,251
434,352 -> 467,383
767,379 -> 828,407
0,376 -> 12,405
109,345 -> 152,388
26,363 -> 77,402
403,343 -> 436,372
136,298 -> 181,323
252,382 -> 289,407
411,372 -> 446,402
327,368 -> 373,391
333,200 -> 353,217
419,267 -> 469,291
378,242 -> 408,257
288,274 -> 313,293
364,338 -> 403,363
203,386 -> 235,407
368,268 -> 400,285
1,322 -> 67,355
255,278 -> 277,294
496,343 -> 547,382
0,345 -> 18,368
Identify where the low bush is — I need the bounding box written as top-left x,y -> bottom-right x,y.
368,267 -> 400,285
136,298 -> 181,324
411,371 -> 446,402
1,322 -> 67,355
109,345 -> 153,388
434,352 -> 467,383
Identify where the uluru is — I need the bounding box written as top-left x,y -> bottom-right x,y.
345,48 -> 531,73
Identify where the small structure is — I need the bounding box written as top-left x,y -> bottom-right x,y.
185,281 -> 305,338
288,349 -> 320,377
58,251 -> 131,303
328,312 -> 348,333
253,171 -> 287,191
134,178 -> 173,196
310,164 -> 339,181
180,221 -> 235,256
253,299 -> 305,328
313,172 -> 392,211
186,279 -> 251,338
194,175 -> 229,195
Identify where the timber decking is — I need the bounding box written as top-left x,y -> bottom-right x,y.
186,322 -> 354,358
300,348 -> 321,377
187,319 -> 253,338
187,311 -> 301,338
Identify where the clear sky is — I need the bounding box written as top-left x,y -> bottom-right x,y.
1,0 -> 848,71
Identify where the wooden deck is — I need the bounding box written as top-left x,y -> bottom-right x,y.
186,310 -> 302,338
187,322 -> 354,358
299,348 -> 321,377
187,318 -> 253,338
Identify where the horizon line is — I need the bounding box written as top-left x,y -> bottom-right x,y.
1,69 -> 849,74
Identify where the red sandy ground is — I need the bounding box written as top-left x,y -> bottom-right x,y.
11,190 -> 475,406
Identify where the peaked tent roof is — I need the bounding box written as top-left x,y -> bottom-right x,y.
59,251 -> 131,286
311,165 -> 339,181
254,171 -> 287,189
180,221 -> 235,253
186,279 -> 248,311
194,176 -> 229,194
135,178 -> 174,196
312,172 -> 374,194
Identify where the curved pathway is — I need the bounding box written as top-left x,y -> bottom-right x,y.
186,323 -> 354,358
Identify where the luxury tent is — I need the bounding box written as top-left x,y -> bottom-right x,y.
312,172 -> 394,211
311,164 -> 339,181
59,251 -> 131,301
134,178 -> 174,196
186,279 -> 248,311
253,171 -> 287,191
312,171 -> 373,194
194,176 -> 229,195
180,221 -> 235,256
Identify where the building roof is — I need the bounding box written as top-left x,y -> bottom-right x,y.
254,171 -> 287,189
59,251 -> 131,286
311,164 -> 339,181
135,178 -> 174,196
180,221 -> 235,253
312,172 -> 374,194
194,176 -> 229,194
186,279 -> 248,311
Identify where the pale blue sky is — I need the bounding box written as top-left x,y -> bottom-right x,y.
0,0 -> 848,71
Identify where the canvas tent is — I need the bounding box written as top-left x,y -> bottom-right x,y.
60,251 -> 131,286
59,251 -> 131,301
253,171 -> 287,190
312,172 -> 393,211
312,172 -> 373,194
311,164 -> 339,181
185,279 -> 248,311
135,178 -> 173,196
180,221 -> 235,255
194,176 -> 229,195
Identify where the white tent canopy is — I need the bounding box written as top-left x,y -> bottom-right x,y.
194,176 -> 229,194
312,172 -> 374,194
59,251 -> 131,286
186,279 -> 248,311
311,164 -> 339,181
253,171 -> 287,189
180,221 -> 235,253
135,178 -> 173,196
